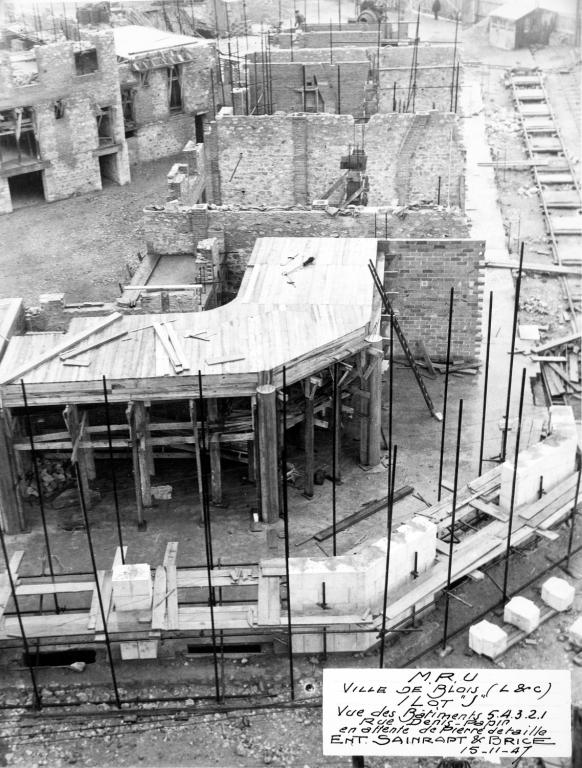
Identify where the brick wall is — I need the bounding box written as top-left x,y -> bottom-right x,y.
141,203 -> 479,357
382,239 -> 485,361
0,30 -> 130,208
378,46 -> 460,112
205,111 -> 465,208
247,60 -> 371,116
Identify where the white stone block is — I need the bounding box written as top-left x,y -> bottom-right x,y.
541,577 -> 575,611
112,563 -> 152,612
120,640 -> 158,660
504,596 -> 540,634
569,616 -> 582,647
469,620 -> 508,658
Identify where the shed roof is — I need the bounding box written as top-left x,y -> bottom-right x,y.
489,0 -> 541,21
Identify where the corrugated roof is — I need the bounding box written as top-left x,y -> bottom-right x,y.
113,25 -> 202,59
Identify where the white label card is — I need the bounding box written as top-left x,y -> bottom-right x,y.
323,668 -> 571,760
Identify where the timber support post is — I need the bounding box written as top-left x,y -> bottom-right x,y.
126,402 -> 147,529
207,398 -> 223,506
63,404 -> 93,508
303,376 -> 319,498
0,409 -> 24,533
365,333 -> 383,467
256,384 -> 279,522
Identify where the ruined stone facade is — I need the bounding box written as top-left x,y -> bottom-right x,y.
205,111 -> 465,209
0,30 -> 130,214
117,38 -> 217,164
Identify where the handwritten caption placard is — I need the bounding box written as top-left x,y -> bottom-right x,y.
323,668 -> 571,760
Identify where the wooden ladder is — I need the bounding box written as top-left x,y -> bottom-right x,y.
368,260 -> 442,421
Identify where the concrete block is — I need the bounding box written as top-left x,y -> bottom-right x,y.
112,563 -> 152,612
503,596 -> 540,634
569,616 -> 582,647
469,620 -> 508,658
541,577 -> 575,611
120,639 -> 158,660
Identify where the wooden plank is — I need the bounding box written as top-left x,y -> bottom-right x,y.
60,328 -> 129,360
519,473 -> 579,521
16,581 -> 95,596
151,566 -> 167,630
534,332 -> 582,354
257,574 -> 281,625
0,313 -> 121,384
313,485 -> 414,541
95,571 -> 113,633
112,546 -> 128,570
164,322 -> 190,372
4,612 -> 92,639
164,542 -> 179,630
547,362 -> 581,392
485,260 -> 581,276
469,497 -> 508,522
87,570 -> 106,630
0,551 -> 25,622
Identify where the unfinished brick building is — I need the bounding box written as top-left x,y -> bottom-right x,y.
0,29 -> 130,214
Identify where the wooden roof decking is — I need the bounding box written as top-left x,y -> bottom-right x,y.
0,298 -> 23,363
0,238 -> 381,406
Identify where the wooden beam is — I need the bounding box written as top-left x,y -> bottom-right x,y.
151,565 -> 167,630
163,542 -> 179,630
134,402 -> 152,509
365,334 -> 383,467
0,551 -> 25,623
63,404 -> 91,508
303,379 -> 315,499
126,403 -> 145,527
0,410 -> 24,533
207,399 -> 222,505
0,313 -> 122,385
189,399 -> 205,525
256,385 -> 279,523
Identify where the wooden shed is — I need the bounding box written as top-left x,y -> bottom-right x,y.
488,0 -> 557,49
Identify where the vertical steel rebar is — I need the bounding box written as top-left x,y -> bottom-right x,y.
449,12 -> 460,112
567,467 -> 582,571
379,445 -> 397,668
281,367 -> 295,699
102,376 -> 124,564
0,521 -> 41,709
387,307 -> 394,503
331,363 -> 338,556
501,242 -> 524,463
21,380 -> 60,613
441,399 -> 463,653
502,368 -> 527,603
197,371 -> 221,702
437,288 -> 454,501
74,462 -> 121,708
478,292 -> 493,476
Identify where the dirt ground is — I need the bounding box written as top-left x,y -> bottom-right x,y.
0,155 -> 179,306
